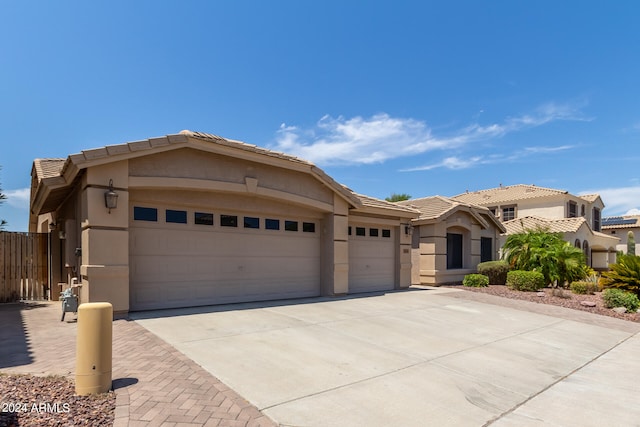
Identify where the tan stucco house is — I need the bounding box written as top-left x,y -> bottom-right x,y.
601,215 -> 640,254
452,184 -> 619,270
30,131 -> 418,315
397,196 -> 506,285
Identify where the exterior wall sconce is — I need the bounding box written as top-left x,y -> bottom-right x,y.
104,179 -> 118,213
404,223 -> 413,235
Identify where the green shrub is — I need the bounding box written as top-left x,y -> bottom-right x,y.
463,274 -> 489,287
570,281 -> 598,295
506,270 -> 545,292
477,260 -> 510,285
602,289 -> 640,312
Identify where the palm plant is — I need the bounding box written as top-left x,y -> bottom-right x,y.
502,226 -> 587,287
600,254 -> 640,297
550,242 -> 586,286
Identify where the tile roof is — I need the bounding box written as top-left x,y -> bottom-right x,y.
65,130 -> 315,169
355,193 -> 420,214
33,159 -> 65,181
397,195 -> 505,231
503,216 -> 587,234
579,194 -> 600,203
398,195 -> 460,220
452,184 -> 568,206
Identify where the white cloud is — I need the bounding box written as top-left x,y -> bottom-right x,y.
580,186 -> 640,216
272,102 -> 589,166
4,188 -> 30,210
402,144 -> 576,172
523,145 -> 574,154
402,156 -> 486,172
274,113 -> 450,165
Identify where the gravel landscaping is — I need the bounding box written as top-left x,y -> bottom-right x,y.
445,284 -> 640,323
0,374 -> 114,427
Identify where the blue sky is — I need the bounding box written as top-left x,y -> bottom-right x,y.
2,1 -> 640,231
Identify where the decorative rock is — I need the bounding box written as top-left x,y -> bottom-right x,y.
580,301 -> 596,307
537,292 -> 545,297
613,307 -> 627,314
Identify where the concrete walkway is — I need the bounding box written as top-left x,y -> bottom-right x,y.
0,301 -> 276,427
131,287 -> 640,427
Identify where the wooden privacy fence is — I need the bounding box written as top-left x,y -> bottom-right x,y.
0,232 -> 49,302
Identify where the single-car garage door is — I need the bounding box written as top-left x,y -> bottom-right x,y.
348,224 -> 396,293
129,206 -> 321,311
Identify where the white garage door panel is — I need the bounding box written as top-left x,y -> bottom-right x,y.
130,226 -> 321,311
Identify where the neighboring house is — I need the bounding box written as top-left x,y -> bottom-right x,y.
452,184 -> 619,270
397,196 -> 506,285
30,131 -> 418,315
601,215 -> 640,254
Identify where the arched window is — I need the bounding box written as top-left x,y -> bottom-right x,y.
583,241 -> 590,267
574,239 -> 581,248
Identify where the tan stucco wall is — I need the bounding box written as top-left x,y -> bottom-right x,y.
78,161 -> 130,314
413,211 -> 501,285
129,149 -> 335,206
324,195 -> 350,295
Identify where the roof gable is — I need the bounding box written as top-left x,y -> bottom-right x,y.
398,195 -> 505,232
30,130 -> 369,218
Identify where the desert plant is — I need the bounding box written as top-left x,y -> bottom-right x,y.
569,281 -> 598,295
502,226 -> 586,287
506,270 -> 545,292
628,231 -> 636,256
600,254 -> 640,297
477,260 -> 510,285
463,274 -> 489,287
602,288 -> 640,312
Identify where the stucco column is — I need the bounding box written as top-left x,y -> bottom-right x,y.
79,161 -> 130,315
322,195 -> 349,295
398,222 -> 412,288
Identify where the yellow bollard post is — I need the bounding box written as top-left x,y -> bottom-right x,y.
75,302 -> 113,396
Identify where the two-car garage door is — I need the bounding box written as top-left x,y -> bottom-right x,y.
129,205 -> 321,311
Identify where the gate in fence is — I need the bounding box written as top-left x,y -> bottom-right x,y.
0,232 -> 49,302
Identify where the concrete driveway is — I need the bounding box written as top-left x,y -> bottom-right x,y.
131,287 -> 640,427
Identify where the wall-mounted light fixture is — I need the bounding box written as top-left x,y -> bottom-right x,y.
104,179 -> 118,213
404,223 -> 414,235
